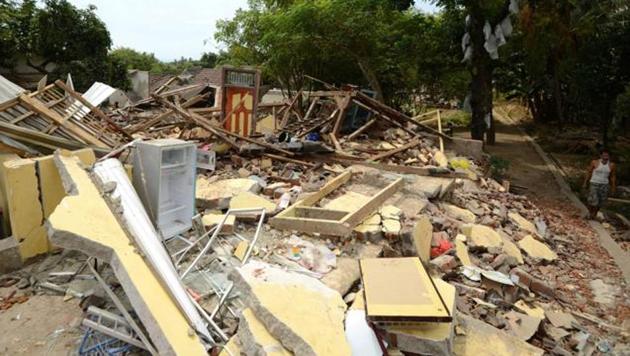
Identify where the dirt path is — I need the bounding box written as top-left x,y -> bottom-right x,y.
457,108 -> 630,286
482,115 -> 570,205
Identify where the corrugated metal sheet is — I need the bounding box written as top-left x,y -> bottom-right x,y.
0,75 -> 26,105
65,81 -> 116,120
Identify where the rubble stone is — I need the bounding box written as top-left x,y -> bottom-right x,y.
442,203 -> 476,223
453,314 -> 544,356
518,235 -> 557,262
229,192 -> 277,215
500,234 -> 524,265
455,236 -> 474,267
196,178 -> 260,209
430,254 -> 458,273
504,311 -> 541,340
508,212 -> 538,235
461,224 -> 503,249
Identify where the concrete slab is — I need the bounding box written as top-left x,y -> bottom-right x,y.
238,308 -> 292,355
232,260 -> 351,355
46,155 -> 206,355
406,176 -> 455,199
518,235 -> 557,262
453,314 -> 544,356
508,212 -> 538,235
412,215 -> 433,263
500,234 -> 524,264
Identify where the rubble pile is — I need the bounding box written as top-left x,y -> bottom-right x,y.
0,72 -> 627,355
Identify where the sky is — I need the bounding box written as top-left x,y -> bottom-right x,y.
68,0 -> 439,62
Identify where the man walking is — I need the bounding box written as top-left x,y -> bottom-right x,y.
583,149 -> 617,219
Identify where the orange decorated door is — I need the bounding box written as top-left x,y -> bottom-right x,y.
224,87 -> 254,137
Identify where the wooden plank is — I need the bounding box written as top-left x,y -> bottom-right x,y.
329,133 -> 343,152
155,95 -> 295,156
270,215 -> 351,236
0,121 -> 100,151
310,155 -> 469,178
302,97 -> 319,122
354,91 -> 451,141
368,139 -> 422,162
296,109 -> 338,138
332,94 -> 351,137
131,95 -> 205,134
300,171 -> 352,207
346,118 -> 377,141
437,109 -> 444,153
17,94 -> 107,148
343,178 -> 403,227
263,153 -> 316,168
0,97 -> 19,112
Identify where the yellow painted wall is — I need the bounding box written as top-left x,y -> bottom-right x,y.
0,153 -> 20,238
3,158 -> 49,259
2,149 -> 95,259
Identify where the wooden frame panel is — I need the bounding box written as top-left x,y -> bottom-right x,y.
270,170 -> 403,237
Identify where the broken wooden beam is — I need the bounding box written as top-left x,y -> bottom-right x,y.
368,138 -> 422,162
17,94 -> 108,148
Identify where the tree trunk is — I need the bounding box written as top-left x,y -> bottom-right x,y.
550,53 -> 564,130
357,58 -> 385,103
469,6 -> 493,142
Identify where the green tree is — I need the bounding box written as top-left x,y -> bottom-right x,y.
109,47 -> 160,71
1,0 -> 127,90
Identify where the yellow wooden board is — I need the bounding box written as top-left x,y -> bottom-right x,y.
360,257 -> 451,323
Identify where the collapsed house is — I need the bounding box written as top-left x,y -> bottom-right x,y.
0,72 -> 626,355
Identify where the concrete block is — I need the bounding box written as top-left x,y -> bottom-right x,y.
238,308 -> 291,355
430,254 -> 458,273
196,177 -> 260,209
0,237 -> 23,274
232,260 -> 351,355
382,218 -> 402,239
46,155 -> 206,355
201,213 -> 235,234
446,137 -> 484,160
